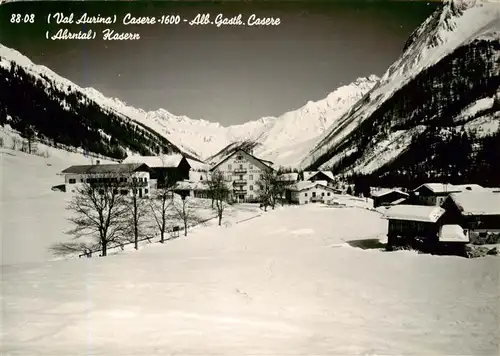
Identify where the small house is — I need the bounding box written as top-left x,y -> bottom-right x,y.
278,172 -> 299,185
173,180 -> 211,199
371,189 -> 409,208
382,205 -> 446,248
288,181 -> 340,205
441,191 -> 500,244
121,154 -> 191,188
411,183 -> 484,206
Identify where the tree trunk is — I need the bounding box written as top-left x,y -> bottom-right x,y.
184,223 -> 188,236
101,239 -> 107,257
218,214 -> 222,226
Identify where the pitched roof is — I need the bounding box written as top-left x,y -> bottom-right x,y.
307,170 -> 335,181
446,191 -> 500,216
290,180 -> 339,193
371,188 -> 409,198
61,163 -> 149,175
382,205 -> 445,223
413,183 -> 484,194
174,180 -> 209,191
210,149 -> 273,171
121,154 -> 187,168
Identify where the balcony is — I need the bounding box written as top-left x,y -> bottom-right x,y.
233,168 -> 247,174
310,197 -> 324,203
233,180 -> 247,185
234,188 -> 247,194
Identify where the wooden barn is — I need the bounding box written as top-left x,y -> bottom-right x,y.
441,191 -> 500,244
371,189 -> 409,208
122,154 -> 191,188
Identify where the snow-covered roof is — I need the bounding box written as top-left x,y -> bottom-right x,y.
371,188 -> 409,198
278,172 -> 299,182
61,163 -> 149,174
447,191 -> 500,216
390,198 -> 407,205
290,180 -> 339,192
174,180 -> 208,191
382,205 -> 445,223
186,158 -> 210,171
439,225 -> 469,243
304,170 -> 335,181
413,183 -> 484,194
122,154 -> 185,168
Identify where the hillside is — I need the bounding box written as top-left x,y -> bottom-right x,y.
0,45 -> 200,161
302,0 -> 500,186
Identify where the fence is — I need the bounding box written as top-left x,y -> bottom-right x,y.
78,215 -> 218,258
78,211 -> 263,258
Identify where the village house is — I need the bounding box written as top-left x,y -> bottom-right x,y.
382,204 -> 447,249
303,171 -> 336,186
410,183 -> 484,206
277,172 -> 299,185
60,162 -> 152,198
287,180 -> 341,205
173,180 -> 211,199
121,154 -> 191,189
440,191 -> 500,244
371,188 -> 409,208
209,149 -> 275,203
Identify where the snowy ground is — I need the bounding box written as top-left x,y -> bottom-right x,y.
0,142 -> 116,266
2,203 -> 499,355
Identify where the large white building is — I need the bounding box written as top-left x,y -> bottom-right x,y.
60,162 -> 152,198
210,149 -> 274,202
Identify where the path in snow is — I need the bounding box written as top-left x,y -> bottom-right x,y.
2,204 -> 499,355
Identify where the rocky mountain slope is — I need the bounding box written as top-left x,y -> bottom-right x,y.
0,45 -> 202,161
301,0 -> 499,186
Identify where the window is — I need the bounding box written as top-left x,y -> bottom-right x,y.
120,190 -> 128,195
113,189 -> 118,195
145,189 -> 149,194
237,155 -> 243,160
250,185 -> 253,191
312,192 -> 316,197
98,189 -> 104,195
305,193 -> 308,197
321,192 -> 325,196
69,179 -> 76,184
86,179 -> 90,183
249,174 -> 253,180
240,164 -> 243,169
239,175 -> 243,180
200,176 -> 203,180
80,179 -> 84,183
327,192 -> 330,196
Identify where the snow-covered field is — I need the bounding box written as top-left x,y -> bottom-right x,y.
2,201 -> 499,355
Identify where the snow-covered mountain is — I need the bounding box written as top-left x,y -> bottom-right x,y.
302,0 -> 500,180
80,75 -> 378,167
0,43 -> 377,167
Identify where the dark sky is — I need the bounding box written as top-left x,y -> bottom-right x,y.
0,1 -> 439,126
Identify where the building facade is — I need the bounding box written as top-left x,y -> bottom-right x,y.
210,149 -> 274,203
61,163 -> 152,198
288,181 -> 340,205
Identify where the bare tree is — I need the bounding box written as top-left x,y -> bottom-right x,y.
173,195 -> 203,236
207,169 -> 231,226
51,174 -> 129,257
149,181 -> 174,243
256,170 -> 280,210
124,173 -> 150,250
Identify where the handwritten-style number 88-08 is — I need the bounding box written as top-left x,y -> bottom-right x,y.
10,14 -> 35,23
